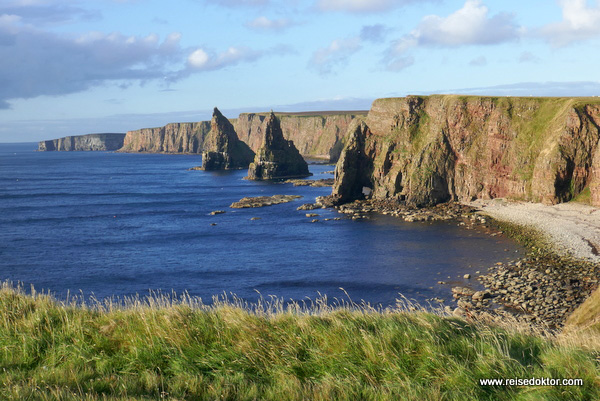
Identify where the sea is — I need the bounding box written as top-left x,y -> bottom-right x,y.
0,142 -> 524,307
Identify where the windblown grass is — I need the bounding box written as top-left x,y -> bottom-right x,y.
0,282 -> 598,400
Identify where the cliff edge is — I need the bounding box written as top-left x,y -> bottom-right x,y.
333,95 -> 600,206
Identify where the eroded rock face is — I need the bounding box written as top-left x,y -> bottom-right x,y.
38,133 -> 125,151
120,123 -> 210,153
201,108 -> 255,170
235,111 -> 366,162
333,95 -> 600,206
247,112 -> 311,180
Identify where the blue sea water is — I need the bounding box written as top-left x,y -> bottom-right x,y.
0,142 -> 523,306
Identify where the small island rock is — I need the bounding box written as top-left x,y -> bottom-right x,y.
247,112 -> 311,180
201,107 -> 255,170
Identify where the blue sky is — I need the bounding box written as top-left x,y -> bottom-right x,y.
2,0 -> 600,142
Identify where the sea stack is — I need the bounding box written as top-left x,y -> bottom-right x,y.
247,112 -> 311,180
201,107 -> 255,170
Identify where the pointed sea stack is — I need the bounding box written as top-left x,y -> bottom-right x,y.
247,112 -> 311,180
201,108 -> 255,170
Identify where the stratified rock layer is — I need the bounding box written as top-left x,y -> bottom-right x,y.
333,95 -> 600,206
201,108 -> 255,170
235,111 -> 365,161
120,122 -> 210,153
247,112 -> 311,180
38,133 -> 125,151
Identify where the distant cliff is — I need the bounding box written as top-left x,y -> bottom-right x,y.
119,122 -> 211,154
118,112 -> 365,161
235,111 -> 366,161
333,95 -> 600,206
38,133 -> 125,151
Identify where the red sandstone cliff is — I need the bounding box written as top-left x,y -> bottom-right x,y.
333,96 -> 600,206
120,122 -> 211,154
119,112 -> 365,162
235,112 -> 365,161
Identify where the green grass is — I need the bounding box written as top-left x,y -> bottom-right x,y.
0,283 -> 599,400
572,187 -> 592,205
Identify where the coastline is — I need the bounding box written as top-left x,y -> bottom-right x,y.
327,197 -> 600,329
467,199 -> 600,263
458,199 -> 600,329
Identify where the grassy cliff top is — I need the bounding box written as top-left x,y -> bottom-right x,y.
0,283 -> 598,400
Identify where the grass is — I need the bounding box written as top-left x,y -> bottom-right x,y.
572,187 -> 592,205
0,283 -> 599,400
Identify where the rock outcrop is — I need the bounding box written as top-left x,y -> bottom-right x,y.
120,122 -> 210,154
247,112 -> 311,180
201,108 -> 255,170
332,95 -> 600,206
38,133 -> 125,151
235,111 -> 366,161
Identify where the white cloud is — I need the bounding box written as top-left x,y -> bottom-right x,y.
0,11 -> 272,108
188,49 -> 210,68
316,0 -> 421,13
246,16 -> 294,32
309,37 -> 361,75
0,0 -> 100,25
540,0 -> 600,46
186,46 -> 263,72
414,0 -> 520,46
384,0 -> 520,71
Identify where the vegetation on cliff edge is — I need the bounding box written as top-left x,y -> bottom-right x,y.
0,283 -> 598,400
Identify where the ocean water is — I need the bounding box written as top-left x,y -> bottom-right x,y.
0,142 -> 523,307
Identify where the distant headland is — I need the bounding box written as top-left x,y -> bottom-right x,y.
38,133 -> 126,151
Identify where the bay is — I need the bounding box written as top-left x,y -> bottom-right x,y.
0,143 -> 523,306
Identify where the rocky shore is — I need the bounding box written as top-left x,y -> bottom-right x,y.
308,197 -> 600,329
304,197 -> 484,223
452,254 -> 600,329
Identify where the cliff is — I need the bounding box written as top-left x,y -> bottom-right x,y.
247,112 -> 310,180
38,133 -> 125,151
235,111 -> 366,161
118,112 -> 365,160
333,95 -> 600,206
201,108 -> 255,170
119,122 -> 211,154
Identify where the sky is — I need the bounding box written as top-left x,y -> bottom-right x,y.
2,0 -> 600,142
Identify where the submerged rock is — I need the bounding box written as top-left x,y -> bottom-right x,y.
247,112 -> 311,180
201,108 -> 255,170
230,194 -> 302,208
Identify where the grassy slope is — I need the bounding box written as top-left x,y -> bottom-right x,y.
0,284 -> 598,400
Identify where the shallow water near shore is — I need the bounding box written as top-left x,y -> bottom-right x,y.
0,143 -> 524,306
